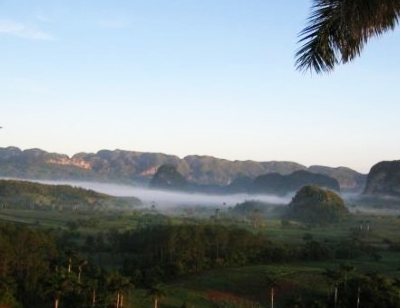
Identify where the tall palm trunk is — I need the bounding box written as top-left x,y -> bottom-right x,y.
334,286 -> 338,308
270,287 -> 274,308
92,288 -> 96,307
68,258 -> 72,274
78,266 -> 82,283
116,292 -> 120,308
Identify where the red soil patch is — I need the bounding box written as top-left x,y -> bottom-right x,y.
206,290 -> 261,307
206,290 -> 243,302
275,281 -> 296,296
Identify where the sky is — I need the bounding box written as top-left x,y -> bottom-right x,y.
1,0 -> 399,174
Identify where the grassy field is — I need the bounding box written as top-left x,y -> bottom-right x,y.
123,264 -> 336,308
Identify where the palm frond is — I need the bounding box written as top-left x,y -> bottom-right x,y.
295,0 -> 342,73
296,0 -> 400,73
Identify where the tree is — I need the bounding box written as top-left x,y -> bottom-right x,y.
46,268 -> 74,308
339,262 -> 355,291
296,0 -> 400,73
323,268 -> 344,308
105,272 -> 131,308
264,273 -> 281,308
148,284 -> 166,308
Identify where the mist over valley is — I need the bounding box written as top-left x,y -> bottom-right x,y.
22,178 -> 291,211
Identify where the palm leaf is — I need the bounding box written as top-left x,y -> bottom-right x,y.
296,0 -> 400,73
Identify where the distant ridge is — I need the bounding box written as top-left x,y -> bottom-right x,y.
364,161 -> 400,196
0,146 -> 366,192
149,165 -> 340,195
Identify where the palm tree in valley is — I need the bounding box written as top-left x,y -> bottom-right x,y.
323,268 -> 342,308
296,0 -> 400,73
339,262 -> 355,291
264,273 -> 281,308
77,259 -> 88,284
148,284 -> 167,308
47,268 -> 73,308
105,272 -> 131,308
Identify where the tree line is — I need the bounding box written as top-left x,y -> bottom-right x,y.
0,219 -> 397,308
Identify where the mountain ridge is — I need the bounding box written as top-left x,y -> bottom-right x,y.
0,146 -> 366,192
364,160 -> 400,196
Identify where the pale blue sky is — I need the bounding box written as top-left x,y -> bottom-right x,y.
1,0 -> 399,173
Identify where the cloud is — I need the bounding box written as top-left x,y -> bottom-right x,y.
0,19 -> 53,40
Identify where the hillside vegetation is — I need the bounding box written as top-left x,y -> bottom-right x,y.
286,185 -> 348,225
0,179 -> 138,210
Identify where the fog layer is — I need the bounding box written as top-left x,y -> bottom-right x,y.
23,179 -> 292,209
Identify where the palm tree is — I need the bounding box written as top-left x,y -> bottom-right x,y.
77,259 -> 88,284
106,272 -> 131,308
264,273 -> 280,308
323,268 -> 342,308
47,268 -> 73,308
148,284 -> 166,308
296,0 -> 400,73
339,262 -> 355,291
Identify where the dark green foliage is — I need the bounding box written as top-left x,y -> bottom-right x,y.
0,223 -> 58,307
0,222 -> 137,308
287,185 -> 348,225
0,179 -> 112,210
322,268 -> 400,308
231,200 -> 269,216
119,224 -> 279,284
230,200 -> 271,227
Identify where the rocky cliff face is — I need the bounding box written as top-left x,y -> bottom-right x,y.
364,161 -> 400,196
0,146 -> 366,191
